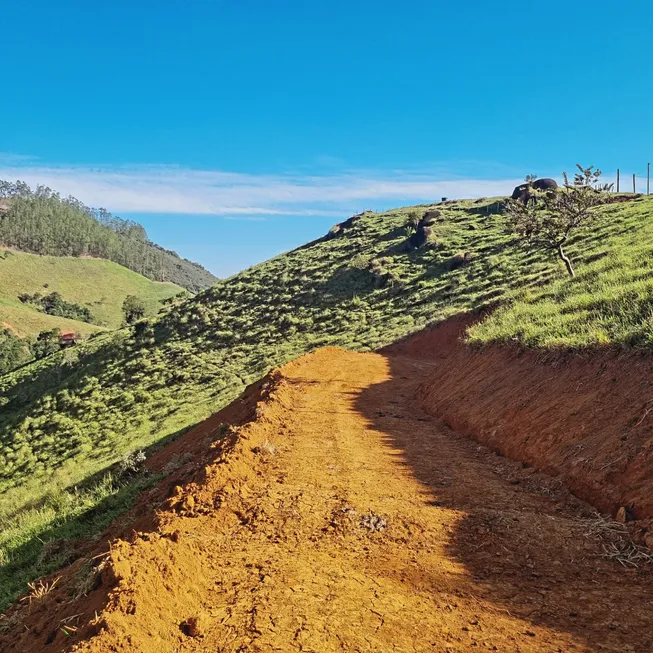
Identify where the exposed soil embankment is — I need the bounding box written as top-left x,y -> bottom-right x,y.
0,371 -> 282,652
388,315 -> 653,521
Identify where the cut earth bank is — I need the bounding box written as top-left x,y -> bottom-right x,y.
389,313 -> 653,530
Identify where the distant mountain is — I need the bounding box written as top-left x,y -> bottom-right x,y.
0,180 -> 217,292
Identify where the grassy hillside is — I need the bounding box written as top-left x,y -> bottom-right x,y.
2,192 -> 653,609
0,248 -> 182,337
469,197 -> 653,347
0,185 -> 217,291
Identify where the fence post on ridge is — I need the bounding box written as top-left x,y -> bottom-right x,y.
617,169 -> 620,192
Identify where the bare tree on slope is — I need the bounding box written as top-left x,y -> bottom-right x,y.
505,164 -> 612,277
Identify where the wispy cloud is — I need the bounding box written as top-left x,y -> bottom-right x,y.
0,158 -> 523,218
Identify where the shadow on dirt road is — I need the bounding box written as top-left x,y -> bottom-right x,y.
355,352 -> 653,652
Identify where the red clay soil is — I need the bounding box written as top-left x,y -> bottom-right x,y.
3,346 -> 653,652
387,315 -> 653,524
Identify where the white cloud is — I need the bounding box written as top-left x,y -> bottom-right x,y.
0,160 -> 523,218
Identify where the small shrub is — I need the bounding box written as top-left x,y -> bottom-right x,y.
349,253 -> 369,270
405,211 -> 421,233
162,451 -> 193,475
118,450 -> 147,476
20,577 -> 60,606
504,164 -> 612,277
71,558 -> 107,600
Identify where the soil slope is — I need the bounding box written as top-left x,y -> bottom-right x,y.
389,315 -> 653,521
3,348 -> 653,652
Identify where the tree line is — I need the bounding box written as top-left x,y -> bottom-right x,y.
19,291 -> 94,323
0,180 -> 216,291
0,327 -> 71,374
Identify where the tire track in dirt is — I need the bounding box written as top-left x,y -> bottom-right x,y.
4,348 -> 653,651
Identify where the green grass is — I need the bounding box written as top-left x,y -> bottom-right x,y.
0,249 -> 182,337
2,193 -> 653,610
0,469 -> 162,611
468,195 -> 653,347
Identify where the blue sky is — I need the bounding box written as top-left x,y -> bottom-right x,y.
1,1 -> 651,276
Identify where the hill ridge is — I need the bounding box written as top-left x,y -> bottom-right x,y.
0,181 -> 217,291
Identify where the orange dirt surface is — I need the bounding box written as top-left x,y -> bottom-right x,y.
387,314 -> 653,522
3,347 -> 653,652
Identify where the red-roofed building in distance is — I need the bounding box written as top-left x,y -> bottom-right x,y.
59,331 -> 78,348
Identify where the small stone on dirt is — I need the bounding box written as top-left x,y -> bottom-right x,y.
643,532 -> 653,550
616,506 -> 628,523
360,511 -> 387,532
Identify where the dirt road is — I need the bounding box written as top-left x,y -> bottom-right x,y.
6,349 -> 653,652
